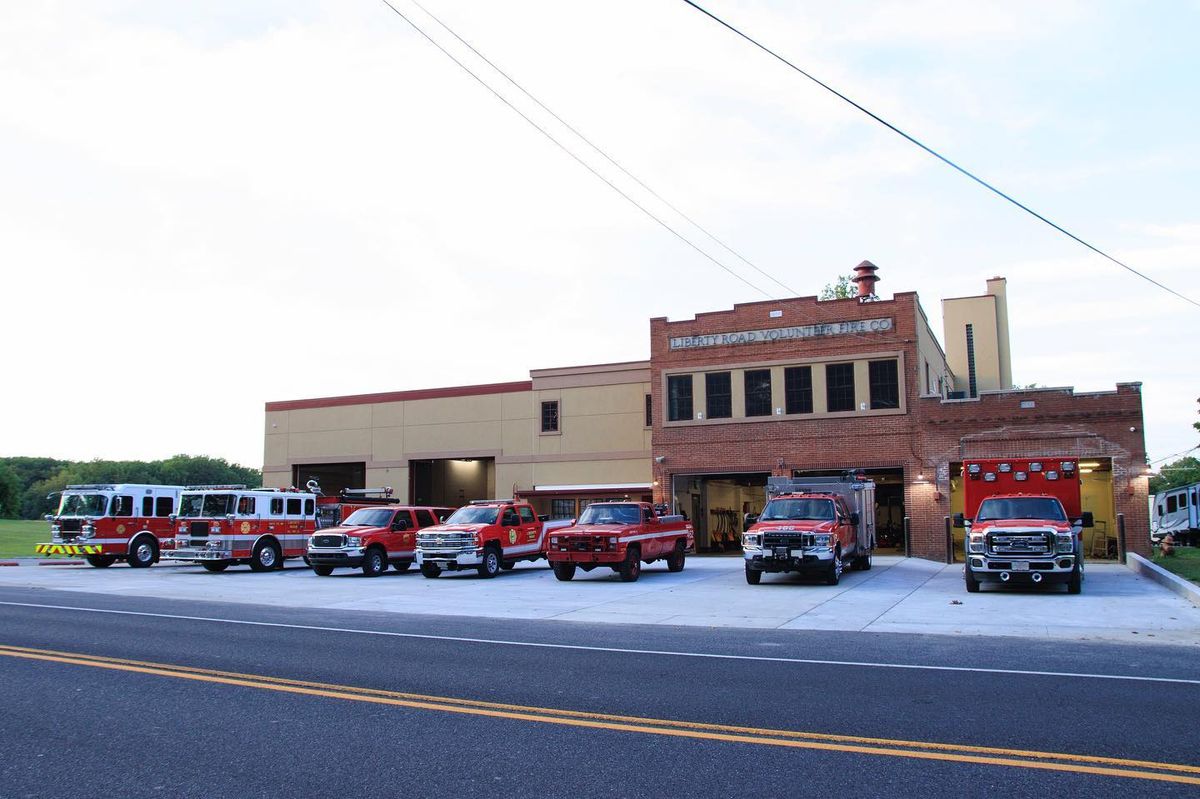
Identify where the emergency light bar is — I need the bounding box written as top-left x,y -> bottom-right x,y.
65,484 -> 117,491
1061,461 -> 1076,473
341,487 -> 395,498
997,463 -> 1012,473
469,498 -> 516,505
1014,472 -> 1028,481
1029,462 -> 1043,472
185,485 -> 248,490
1045,471 -> 1060,481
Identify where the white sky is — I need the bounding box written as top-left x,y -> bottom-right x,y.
2,1 -> 1197,469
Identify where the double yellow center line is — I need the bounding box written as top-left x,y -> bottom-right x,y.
2,643 -> 1197,785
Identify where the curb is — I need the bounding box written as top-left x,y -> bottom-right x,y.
0,561 -> 17,567
1127,553 -> 1200,608
38,560 -> 84,566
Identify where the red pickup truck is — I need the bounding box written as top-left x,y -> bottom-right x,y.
546,502 -> 693,582
307,505 -> 454,577
415,499 -> 573,578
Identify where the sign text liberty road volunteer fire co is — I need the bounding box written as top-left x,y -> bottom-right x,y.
668,318 -> 893,350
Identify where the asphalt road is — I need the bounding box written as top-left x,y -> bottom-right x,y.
1,586 -> 1198,798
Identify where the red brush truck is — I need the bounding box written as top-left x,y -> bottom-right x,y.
307,504 -> 453,577
955,458 -> 1093,594
742,475 -> 875,586
36,483 -> 184,568
545,501 -> 693,582
415,499 -> 573,578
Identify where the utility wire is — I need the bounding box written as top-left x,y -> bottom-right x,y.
1150,446 -> 1199,466
680,0 -> 1200,311
406,0 -> 799,298
376,0 -> 775,299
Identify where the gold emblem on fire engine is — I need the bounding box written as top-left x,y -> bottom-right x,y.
241,522 -> 251,534
116,525 -> 126,535
508,529 -> 517,544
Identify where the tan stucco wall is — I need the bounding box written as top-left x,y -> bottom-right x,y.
942,294 -> 1003,394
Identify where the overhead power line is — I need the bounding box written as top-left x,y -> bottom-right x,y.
376,0 -> 775,299
405,0 -> 798,298
680,0 -> 1200,311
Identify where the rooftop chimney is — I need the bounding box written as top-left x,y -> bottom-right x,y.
851,260 -> 880,299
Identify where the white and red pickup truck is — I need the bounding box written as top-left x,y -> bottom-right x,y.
545,501 -> 693,582
415,499 -> 573,578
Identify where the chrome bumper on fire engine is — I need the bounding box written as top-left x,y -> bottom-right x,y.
416,547 -> 482,566
967,555 -> 1076,581
744,545 -> 834,565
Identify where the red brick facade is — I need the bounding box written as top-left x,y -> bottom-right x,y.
649,293 -> 1148,561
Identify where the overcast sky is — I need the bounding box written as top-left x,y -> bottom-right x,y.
2,1 -> 1197,470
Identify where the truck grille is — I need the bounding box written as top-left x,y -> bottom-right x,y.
312,534 -> 345,548
763,532 -> 815,548
562,536 -> 610,552
417,532 -> 475,549
988,533 -> 1052,556
59,519 -> 83,533
189,522 -> 210,537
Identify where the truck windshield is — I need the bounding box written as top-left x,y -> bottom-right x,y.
976,498 -> 1067,522
760,498 -> 835,521
342,508 -> 396,527
58,494 -> 109,516
577,504 -> 641,525
177,494 -> 237,518
444,506 -> 499,525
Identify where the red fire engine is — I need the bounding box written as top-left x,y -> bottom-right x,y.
162,485 -> 317,572
36,483 -> 184,568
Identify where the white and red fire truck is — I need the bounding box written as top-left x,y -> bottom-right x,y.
162,485 -> 317,572
36,484 -> 185,568
955,458 -> 1093,594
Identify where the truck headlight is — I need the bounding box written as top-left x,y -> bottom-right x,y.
742,533 -> 761,547
968,534 -> 985,554
550,536 -> 560,545
813,534 -> 833,548
346,536 -> 362,547
50,525 -> 61,542
1055,533 -> 1074,554
81,525 -> 96,539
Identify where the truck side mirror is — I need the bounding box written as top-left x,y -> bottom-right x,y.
43,514 -> 54,522
743,514 -> 757,532
849,512 -> 860,526
538,514 -> 549,522
953,513 -> 965,529
169,514 -> 177,523
1078,512 -> 1094,528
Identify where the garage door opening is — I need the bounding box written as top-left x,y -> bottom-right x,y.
671,472 -> 768,553
411,458 -> 496,507
792,467 -> 905,553
292,462 -> 365,497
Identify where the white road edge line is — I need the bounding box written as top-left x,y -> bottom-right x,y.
2,600 -> 1198,686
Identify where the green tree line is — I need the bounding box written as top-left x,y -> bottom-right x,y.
0,455 -> 262,519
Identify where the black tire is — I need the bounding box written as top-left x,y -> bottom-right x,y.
501,561 -> 516,571
618,547 -> 641,582
85,554 -> 115,568
477,546 -> 502,579
667,542 -> 686,573
1067,562 -> 1082,594
964,566 -> 980,593
202,561 -> 229,573
312,565 -> 334,576
825,549 -> 843,586
745,564 -> 762,585
361,547 -> 386,577
420,562 -> 442,578
249,540 -> 281,572
854,549 -> 872,571
552,561 -> 577,582
391,560 -> 411,573
126,536 -> 157,568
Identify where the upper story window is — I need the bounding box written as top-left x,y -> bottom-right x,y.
826,363 -> 855,412
784,366 -> 813,414
706,372 -> 732,419
541,400 -> 559,433
744,369 -> 772,417
667,375 -> 693,422
869,359 -> 900,410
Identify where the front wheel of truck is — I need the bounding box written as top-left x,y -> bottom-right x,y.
552,562 -> 577,581
1067,562 -> 1082,594
86,554 -> 115,568
745,564 -> 762,585
618,547 -> 641,582
477,546 -> 502,579
312,565 -> 334,576
964,566 -> 980,593
420,562 -> 442,578
825,550 -> 843,586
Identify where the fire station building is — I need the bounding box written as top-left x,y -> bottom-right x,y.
263,263 -> 1150,562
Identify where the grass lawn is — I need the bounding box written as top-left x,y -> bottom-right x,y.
1153,547 -> 1200,584
0,519 -> 48,558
